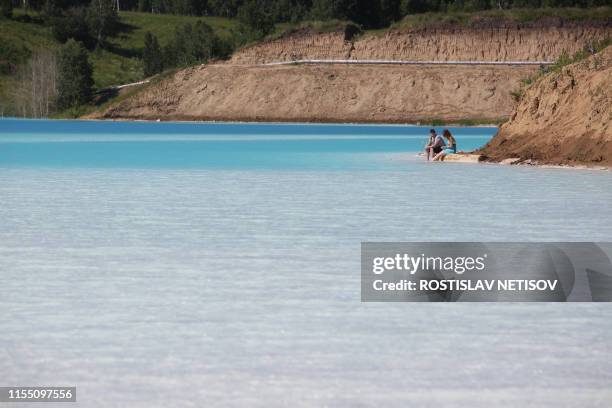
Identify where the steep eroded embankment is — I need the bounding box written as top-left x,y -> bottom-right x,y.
89,64 -> 537,123
231,21 -> 611,64
480,46 -> 612,166
89,19 -> 610,125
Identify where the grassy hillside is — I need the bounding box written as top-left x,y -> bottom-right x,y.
0,12 -> 56,113
0,9 -> 237,115
262,7 -> 611,42
391,6 -> 612,30
93,12 -> 237,88
1,6 -> 609,117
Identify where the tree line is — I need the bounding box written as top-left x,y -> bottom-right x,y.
6,19 -> 229,117
2,0 -> 607,116
4,0 -> 608,33
142,20 -> 231,76
10,40 -> 94,117
4,0 -> 607,49
1,0 -> 119,49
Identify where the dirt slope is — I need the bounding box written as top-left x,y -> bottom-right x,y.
352,26 -> 610,62
89,19 -> 610,126
231,22 -> 611,64
480,46 -> 612,166
88,64 -> 537,123
230,31 -> 353,64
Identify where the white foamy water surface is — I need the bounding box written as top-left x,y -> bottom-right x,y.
1,120 -> 612,407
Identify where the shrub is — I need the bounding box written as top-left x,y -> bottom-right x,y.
143,32 -> 163,77
1,0 -> 12,18
49,7 -> 93,47
237,0 -> 276,40
162,21 -> 231,68
56,39 -> 94,109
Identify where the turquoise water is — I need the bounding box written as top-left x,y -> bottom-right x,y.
1,119 -> 612,407
0,119 -> 492,169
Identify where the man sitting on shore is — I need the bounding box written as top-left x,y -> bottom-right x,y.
425,129 -> 446,161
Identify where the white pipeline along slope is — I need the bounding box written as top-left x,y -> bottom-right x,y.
262,59 -> 554,66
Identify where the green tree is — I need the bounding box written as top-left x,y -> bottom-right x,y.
86,0 -> 118,47
207,0 -> 242,17
380,0 -> 401,25
56,39 -> 93,109
463,0 -> 490,10
237,0 -> 275,39
162,20 -> 230,68
143,32 -> 163,76
511,0 -> 541,7
270,0 -> 309,23
310,0 -> 334,19
1,0 -> 13,18
174,0 -> 205,14
402,0 -> 439,13
138,0 -> 151,11
49,7 -> 93,47
351,0 -> 382,28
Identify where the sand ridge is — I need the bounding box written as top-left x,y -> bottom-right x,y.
480,46 -> 612,166
89,63 -> 537,123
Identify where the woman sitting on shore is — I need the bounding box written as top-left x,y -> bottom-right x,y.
433,129 -> 456,161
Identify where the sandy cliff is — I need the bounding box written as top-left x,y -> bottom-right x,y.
480,46 -> 612,166
230,31 -> 354,64
351,25 -> 609,62
230,21 -> 611,64
89,19 -> 611,125
88,64 -> 537,123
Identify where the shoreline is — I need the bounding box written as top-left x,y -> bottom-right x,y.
440,153 -> 611,171
78,115 -> 504,127
4,117 -> 607,170
4,115 -> 502,128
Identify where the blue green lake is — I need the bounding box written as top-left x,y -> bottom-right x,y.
1,119 -> 611,407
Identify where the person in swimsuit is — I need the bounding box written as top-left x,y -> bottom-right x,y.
433,129 -> 456,161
